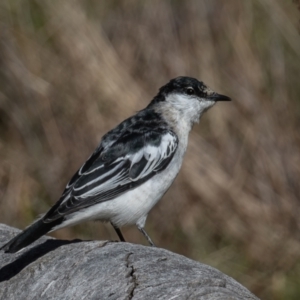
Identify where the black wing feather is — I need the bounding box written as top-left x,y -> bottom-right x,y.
43,111 -> 178,222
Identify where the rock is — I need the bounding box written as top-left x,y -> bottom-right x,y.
0,224 -> 259,300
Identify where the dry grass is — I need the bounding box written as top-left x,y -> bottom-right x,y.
0,1 -> 300,298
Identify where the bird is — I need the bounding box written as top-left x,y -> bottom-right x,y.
1,76 -> 231,253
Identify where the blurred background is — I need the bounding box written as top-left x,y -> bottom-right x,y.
0,0 -> 300,298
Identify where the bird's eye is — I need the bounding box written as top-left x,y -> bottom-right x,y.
186,87 -> 194,95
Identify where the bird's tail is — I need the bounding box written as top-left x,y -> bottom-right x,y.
0,218 -> 63,253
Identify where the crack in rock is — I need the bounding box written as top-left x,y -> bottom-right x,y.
125,252 -> 138,300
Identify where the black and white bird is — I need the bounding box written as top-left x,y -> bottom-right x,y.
1,76 -> 230,253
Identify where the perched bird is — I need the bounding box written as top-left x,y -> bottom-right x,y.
1,76 -> 230,253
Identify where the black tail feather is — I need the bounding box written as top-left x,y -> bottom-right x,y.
0,218 -> 64,253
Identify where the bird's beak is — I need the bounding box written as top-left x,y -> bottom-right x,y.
207,93 -> 231,101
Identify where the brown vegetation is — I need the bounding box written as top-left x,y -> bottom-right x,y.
0,1 -> 299,299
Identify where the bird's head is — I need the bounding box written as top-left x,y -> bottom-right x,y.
150,76 -> 231,126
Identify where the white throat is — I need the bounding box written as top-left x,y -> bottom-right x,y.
165,93 -> 215,129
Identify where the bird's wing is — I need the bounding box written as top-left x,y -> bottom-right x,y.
44,129 -> 178,222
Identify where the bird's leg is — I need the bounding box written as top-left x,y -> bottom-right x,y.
111,222 -> 126,242
137,225 -> 156,247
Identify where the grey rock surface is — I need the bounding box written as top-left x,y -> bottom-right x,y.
0,224 -> 259,300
